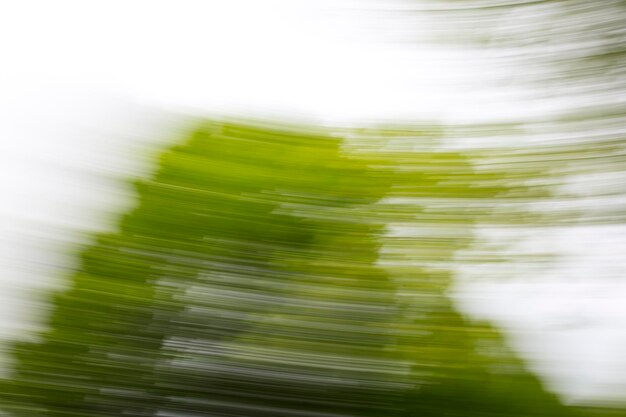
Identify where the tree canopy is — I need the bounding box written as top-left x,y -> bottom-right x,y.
1,120 -> 581,417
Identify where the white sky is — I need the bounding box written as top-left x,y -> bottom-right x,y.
0,0 -> 624,407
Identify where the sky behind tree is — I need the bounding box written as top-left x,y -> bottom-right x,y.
0,0 -> 624,406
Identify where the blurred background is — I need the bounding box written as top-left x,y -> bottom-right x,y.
0,0 -> 624,414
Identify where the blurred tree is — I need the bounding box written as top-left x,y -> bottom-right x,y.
397,0 -> 626,221
1,120 -> 580,416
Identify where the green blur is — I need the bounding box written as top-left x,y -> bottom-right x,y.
1,120 -> 581,416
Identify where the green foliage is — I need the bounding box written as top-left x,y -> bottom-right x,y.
1,120 -> 579,416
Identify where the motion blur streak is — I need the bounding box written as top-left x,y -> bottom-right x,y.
370,1 -> 626,409
2,118 -> 613,417
1,0 -> 625,415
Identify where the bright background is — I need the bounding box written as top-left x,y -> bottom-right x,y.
0,0 -> 624,406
